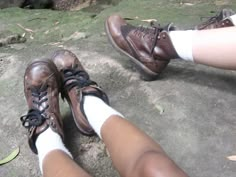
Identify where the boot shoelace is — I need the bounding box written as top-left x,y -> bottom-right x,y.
198,9 -> 229,29
199,9 -> 235,28
20,85 -> 49,129
199,15 -> 221,28
133,23 -> 163,53
63,68 -> 97,92
133,23 -> 163,40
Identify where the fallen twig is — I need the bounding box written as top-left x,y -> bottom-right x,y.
28,17 -> 47,22
17,23 -> 35,39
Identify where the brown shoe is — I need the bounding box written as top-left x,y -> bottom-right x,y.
51,49 -> 109,136
105,15 -> 179,81
20,59 -> 64,154
196,9 -> 235,30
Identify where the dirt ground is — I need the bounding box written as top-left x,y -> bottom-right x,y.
0,0 -> 236,177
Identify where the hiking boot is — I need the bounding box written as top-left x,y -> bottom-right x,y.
196,9 -> 235,30
105,15 -> 179,81
20,59 -> 63,154
51,49 -> 109,136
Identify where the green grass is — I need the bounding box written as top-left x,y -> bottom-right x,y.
0,0 -> 235,43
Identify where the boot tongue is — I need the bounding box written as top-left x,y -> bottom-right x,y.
145,23 -> 177,54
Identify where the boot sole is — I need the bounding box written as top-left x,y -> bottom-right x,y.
105,20 -> 159,81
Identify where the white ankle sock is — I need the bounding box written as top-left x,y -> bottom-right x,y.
36,127 -> 72,173
169,30 -> 196,62
229,14 -> 236,25
83,96 -> 123,138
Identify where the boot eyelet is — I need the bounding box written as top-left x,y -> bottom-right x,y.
50,121 -> 56,128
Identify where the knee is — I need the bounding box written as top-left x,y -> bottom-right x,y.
129,151 -> 185,177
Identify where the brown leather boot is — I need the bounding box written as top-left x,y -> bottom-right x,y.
51,49 -> 109,136
20,59 -> 64,154
105,15 -> 179,81
196,9 -> 235,30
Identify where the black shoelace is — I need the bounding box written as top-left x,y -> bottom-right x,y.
20,85 -> 49,129
63,69 -> 97,91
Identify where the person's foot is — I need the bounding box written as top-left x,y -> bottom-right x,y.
20,59 -> 64,154
51,49 -> 109,136
105,15 -> 179,81
196,9 -> 235,30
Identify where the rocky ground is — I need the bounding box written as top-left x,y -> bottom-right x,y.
0,0 -> 236,177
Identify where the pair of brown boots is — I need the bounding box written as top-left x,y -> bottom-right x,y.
20,49 -> 109,154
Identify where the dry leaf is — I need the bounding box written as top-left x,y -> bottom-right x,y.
215,0 -> 230,6
141,19 -> 157,23
54,21 -> 59,25
63,31 -> 87,41
155,104 -> 164,114
30,34 -> 34,40
227,155 -> 236,161
184,3 -> 194,6
43,42 -> 63,47
49,42 -> 62,45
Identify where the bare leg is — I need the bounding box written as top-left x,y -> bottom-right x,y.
193,27 -> 236,69
43,150 -> 92,177
101,116 -> 188,177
